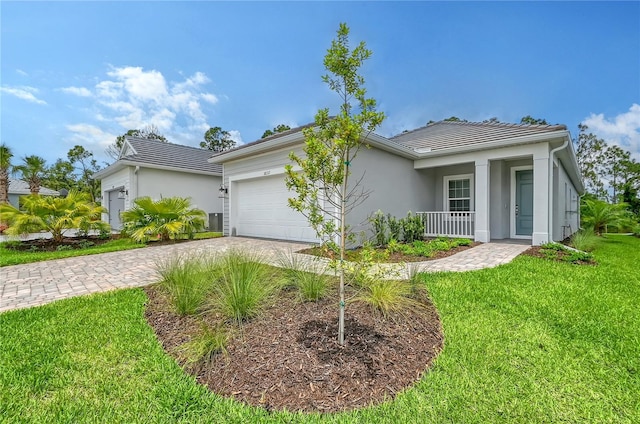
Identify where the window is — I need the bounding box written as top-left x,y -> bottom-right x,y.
444,174 -> 474,212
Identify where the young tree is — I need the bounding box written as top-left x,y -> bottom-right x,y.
285,23 -> 385,345
106,125 -> 168,160
42,159 -> 77,192
261,124 -> 291,139
200,126 -> 236,152
13,155 -> 47,195
0,143 -> 13,204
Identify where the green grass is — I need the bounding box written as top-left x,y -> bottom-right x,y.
1,235 -> 638,422
0,238 -> 145,267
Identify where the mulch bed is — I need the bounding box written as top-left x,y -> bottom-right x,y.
298,241 -> 481,263
144,284 -> 444,413
3,234 -> 200,252
520,246 -> 596,265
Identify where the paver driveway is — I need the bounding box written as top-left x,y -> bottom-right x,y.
0,237 -> 529,313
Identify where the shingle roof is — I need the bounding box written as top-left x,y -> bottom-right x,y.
122,137 -> 222,174
390,121 -> 568,152
9,179 -> 59,196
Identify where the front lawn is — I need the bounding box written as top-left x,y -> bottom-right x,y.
1,235 -> 638,422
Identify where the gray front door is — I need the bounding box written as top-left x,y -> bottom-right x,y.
515,170 -> 533,236
108,189 -> 125,230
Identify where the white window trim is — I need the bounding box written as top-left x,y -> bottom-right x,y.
443,173 -> 474,212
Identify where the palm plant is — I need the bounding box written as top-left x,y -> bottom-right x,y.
0,190 -> 109,243
121,196 -> 206,242
0,143 -> 13,204
13,155 -> 47,195
581,198 -> 629,235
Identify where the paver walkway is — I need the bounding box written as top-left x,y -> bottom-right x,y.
0,237 -> 529,313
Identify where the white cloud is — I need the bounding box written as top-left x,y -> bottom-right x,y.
228,130 -> 243,145
0,86 -> 46,105
582,104 -> 640,160
60,86 -> 92,97
66,123 -> 117,149
90,66 -> 217,139
16,69 -> 28,76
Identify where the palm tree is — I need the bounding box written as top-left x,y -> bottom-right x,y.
0,190 -> 109,243
581,198 -> 630,235
0,144 -> 14,204
14,155 -> 47,195
121,196 -> 206,242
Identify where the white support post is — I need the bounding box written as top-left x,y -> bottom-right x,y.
474,159 -> 490,242
532,151 -> 550,245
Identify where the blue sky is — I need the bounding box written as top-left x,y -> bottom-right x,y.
2,1 -> 639,167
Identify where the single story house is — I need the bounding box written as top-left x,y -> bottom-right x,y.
209,121 -> 584,246
8,179 -> 60,208
94,137 -> 223,230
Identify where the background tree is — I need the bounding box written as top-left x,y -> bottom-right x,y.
42,159 -> 77,192
520,116 -> 549,125
13,155 -> 47,195
106,125 -> 168,160
0,143 -> 13,204
261,124 -> 291,139
200,126 -> 236,152
285,23 -> 385,346
67,145 -> 101,202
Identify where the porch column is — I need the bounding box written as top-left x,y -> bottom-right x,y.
475,159 -> 490,242
532,151 -> 550,245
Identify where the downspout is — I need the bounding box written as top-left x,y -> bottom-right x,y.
548,139 -> 569,242
134,166 -> 140,201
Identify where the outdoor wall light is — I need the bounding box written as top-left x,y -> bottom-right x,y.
118,188 -> 128,198
218,184 -> 228,197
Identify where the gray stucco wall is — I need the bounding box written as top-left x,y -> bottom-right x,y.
221,144 -> 431,242
555,160 -> 580,240
137,168 -> 222,218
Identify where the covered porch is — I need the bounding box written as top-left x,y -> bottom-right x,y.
413,142 -> 555,245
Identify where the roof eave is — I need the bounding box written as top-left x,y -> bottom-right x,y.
94,160 -> 221,180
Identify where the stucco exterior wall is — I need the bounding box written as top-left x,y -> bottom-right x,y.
348,146 -> 431,238
137,168 -> 222,218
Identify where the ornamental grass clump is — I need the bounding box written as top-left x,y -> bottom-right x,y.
207,250 -> 278,324
276,251 -> 329,301
570,229 -> 598,252
156,254 -> 217,316
354,279 -> 423,318
177,322 -> 229,365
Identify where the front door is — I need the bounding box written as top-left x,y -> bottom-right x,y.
515,170 -> 533,236
108,189 -> 125,230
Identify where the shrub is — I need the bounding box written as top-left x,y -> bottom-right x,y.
400,212 -> 424,243
55,245 -> 73,251
156,254 -> 216,316
79,241 -> 95,249
387,214 -> 402,242
581,199 -> 629,235
277,251 -> 329,301
207,250 -> 278,324
369,210 -> 388,246
177,323 -> 228,365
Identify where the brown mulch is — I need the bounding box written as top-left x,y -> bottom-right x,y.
3,234 -> 202,252
520,246 -> 596,265
298,241 -> 481,263
144,284 -> 444,413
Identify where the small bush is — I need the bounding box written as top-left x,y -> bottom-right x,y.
387,214 -> 402,242
2,240 -> 21,249
454,238 -> 472,247
369,210 -> 388,246
79,241 -> 95,249
177,323 -> 228,365
56,245 -> 73,251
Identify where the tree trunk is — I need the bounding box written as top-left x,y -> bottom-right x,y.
338,160 -> 348,346
0,170 -> 8,204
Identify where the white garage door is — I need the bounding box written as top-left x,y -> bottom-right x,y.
235,174 -> 319,243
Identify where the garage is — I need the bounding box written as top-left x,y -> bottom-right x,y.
234,174 -> 320,243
